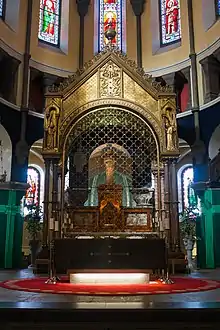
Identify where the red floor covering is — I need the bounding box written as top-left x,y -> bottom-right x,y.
1,277 -> 220,295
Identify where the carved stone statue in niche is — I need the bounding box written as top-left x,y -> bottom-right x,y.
162,107 -> 177,151
45,107 -> 60,150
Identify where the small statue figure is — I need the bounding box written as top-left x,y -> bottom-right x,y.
45,107 -> 59,150
163,107 -> 177,151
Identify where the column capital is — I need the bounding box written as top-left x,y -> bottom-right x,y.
76,0 -> 90,17
130,0 -> 146,16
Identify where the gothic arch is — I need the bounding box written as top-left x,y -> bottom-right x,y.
60,100 -> 162,155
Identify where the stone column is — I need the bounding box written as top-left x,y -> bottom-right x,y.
76,0 -> 90,68
15,0 -> 33,165
163,159 -> 180,250
130,0 -> 146,68
200,55 -> 220,103
43,158 -> 51,246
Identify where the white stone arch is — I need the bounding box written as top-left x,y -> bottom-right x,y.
0,123 -> 12,181
209,124 -> 220,160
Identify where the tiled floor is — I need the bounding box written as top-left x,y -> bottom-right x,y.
0,268 -> 220,308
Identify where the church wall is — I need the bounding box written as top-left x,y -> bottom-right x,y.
30,0 -> 79,74
0,0 -> 26,55
142,0 -> 189,71
1,1 -> 219,76
0,1 -> 219,111
193,0 -> 220,53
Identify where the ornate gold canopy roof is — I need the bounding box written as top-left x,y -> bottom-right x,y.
47,48 -> 174,96
43,47 -> 179,158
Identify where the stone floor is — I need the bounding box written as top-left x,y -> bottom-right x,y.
0,268 -> 220,308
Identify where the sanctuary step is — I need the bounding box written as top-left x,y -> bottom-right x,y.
69,272 -> 150,284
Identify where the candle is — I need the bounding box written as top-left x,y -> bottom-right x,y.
49,218 -> 54,230
55,221 -> 59,232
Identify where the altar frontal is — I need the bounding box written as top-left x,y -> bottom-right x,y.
42,48 -> 179,284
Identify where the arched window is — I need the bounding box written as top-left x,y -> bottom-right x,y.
25,167 -> 41,208
159,0 -> 181,46
97,0 -> 125,52
181,166 -> 195,210
38,0 -> 62,46
216,0 -> 220,16
0,0 -> 6,18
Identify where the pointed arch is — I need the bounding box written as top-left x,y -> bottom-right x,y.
38,0 -> 62,46
159,0 -> 181,46
95,0 -> 126,52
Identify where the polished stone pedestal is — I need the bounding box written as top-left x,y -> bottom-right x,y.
197,188 -> 220,269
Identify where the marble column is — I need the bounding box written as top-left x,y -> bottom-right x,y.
200,55 -> 220,103
130,0 -> 146,68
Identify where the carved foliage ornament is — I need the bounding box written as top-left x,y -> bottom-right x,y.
99,61 -> 122,98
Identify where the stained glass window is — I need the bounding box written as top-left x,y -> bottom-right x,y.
25,167 -> 40,208
38,0 -> 61,46
159,0 -> 181,46
181,166 -> 197,209
98,0 -> 123,51
216,0 -> 220,16
0,0 -> 6,18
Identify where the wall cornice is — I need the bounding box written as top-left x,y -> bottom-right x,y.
0,97 -> 20,111
0,39 -> 23,62
200,96 -> 220,111
197,37 -> 220,62
29,58 -> 73,77
28,110 -> 44,119
145,58 -> 191,77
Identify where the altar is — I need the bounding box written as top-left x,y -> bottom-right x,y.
41,48 -> 180,281
54,234 -> 166,272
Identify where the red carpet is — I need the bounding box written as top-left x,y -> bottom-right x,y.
1,277 -> 220,295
